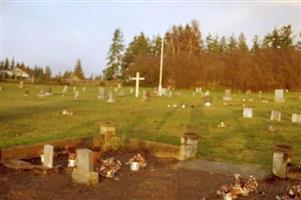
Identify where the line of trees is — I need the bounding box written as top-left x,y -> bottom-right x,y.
0,58 -> 86,82
104,22 -> 301,90
0,58 -> 52,81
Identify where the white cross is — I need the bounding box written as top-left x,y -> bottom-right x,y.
130,72 -> 145,97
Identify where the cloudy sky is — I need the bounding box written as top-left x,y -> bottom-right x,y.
1,1 -> 300,76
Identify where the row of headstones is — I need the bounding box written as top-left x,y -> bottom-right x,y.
222,89 -> 286,102
242,108 -> 301,123
63,85 -> 171,102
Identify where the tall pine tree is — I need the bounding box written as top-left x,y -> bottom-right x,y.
73,59 -> 85,79
103,28 -> 125,80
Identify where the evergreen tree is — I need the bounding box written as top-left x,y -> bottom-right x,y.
63,70 -> 72,78
279,25 -> 293,48
219,36 -> 227,52
73,59 -> 85,79
238,33 -> 248,52
122,32 -> 151,73
251,35 -> 260,52
4,58 -> 9,70
103,28 -> 125,80
10,58 -> 15,69
206,34 -> 221,53
297,32 -> 301,50
228,34 -> 238,51
263,27 -> 280,48
0,61 -> 4,70
45,66 -> 52,80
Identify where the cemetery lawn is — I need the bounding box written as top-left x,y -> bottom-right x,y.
1,82 -> 301,170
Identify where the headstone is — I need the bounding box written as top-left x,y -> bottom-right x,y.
222,89 -> 232,101
272,145 -> 293,179
73,86 -> 77,93
42,144 -> 54,168
19,81 -> 24,89
82,87 -> 86,92
74,90 -> 79,100
161,88 -> 168,96
245,90 -> 251,95
62,85 -> 68,96
38,90 -> 45,98
243,107 -> 253,118
274,89 -> 285,102
130,72 -> 145,97
97,87 -> 105,99
45,88 -> 52,96
129,88 -> 134,94
100,125 -> 116,135
167,90 -> 173,97
117,83 -> 122,90
71,149 -> 99,185
258,91 -> 262,99
291,113 -> 301,123
273,152 -> 288,179
271,110 -> 281,122
195,87 -> 202,94
107,91 -> 115,103
179,133 -> 199,160
204,90 -> 210,96
204,95 -> 213,107
141,90 -> 148,102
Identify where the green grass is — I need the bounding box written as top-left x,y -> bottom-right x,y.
0,82 -> 301,169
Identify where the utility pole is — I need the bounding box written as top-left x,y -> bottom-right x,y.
158,37 -> 164,96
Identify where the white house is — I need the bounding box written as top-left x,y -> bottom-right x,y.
0,67 -> 30,79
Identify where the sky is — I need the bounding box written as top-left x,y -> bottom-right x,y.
1,1 -> 301,77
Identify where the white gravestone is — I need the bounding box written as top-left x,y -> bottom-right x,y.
160,88 -> 169,96
274,89 -> 285,102
71,149 -> 99,185
107,91 -> 115,103
141,90 -> 148,102
62,85 -> 68,96
195,87 -> 202,94
129,88 -> 134,94
19,81 -> 24,89
222,89 -> 232,101
243,108 -> 253,118
74,90 -> 79,100
38,90 -> 45,98
204,95 -> 213,107
291,113 -> 301,123
130,72 -> 145,98
97,87 -> 105,99
204,90 -> 210,96
42,144 -> 54,168
271,110 -> 281,121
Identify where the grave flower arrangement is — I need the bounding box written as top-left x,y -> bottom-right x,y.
216,173 -> 258,199
99,157 -> 122,178
126,153 -> 147,171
